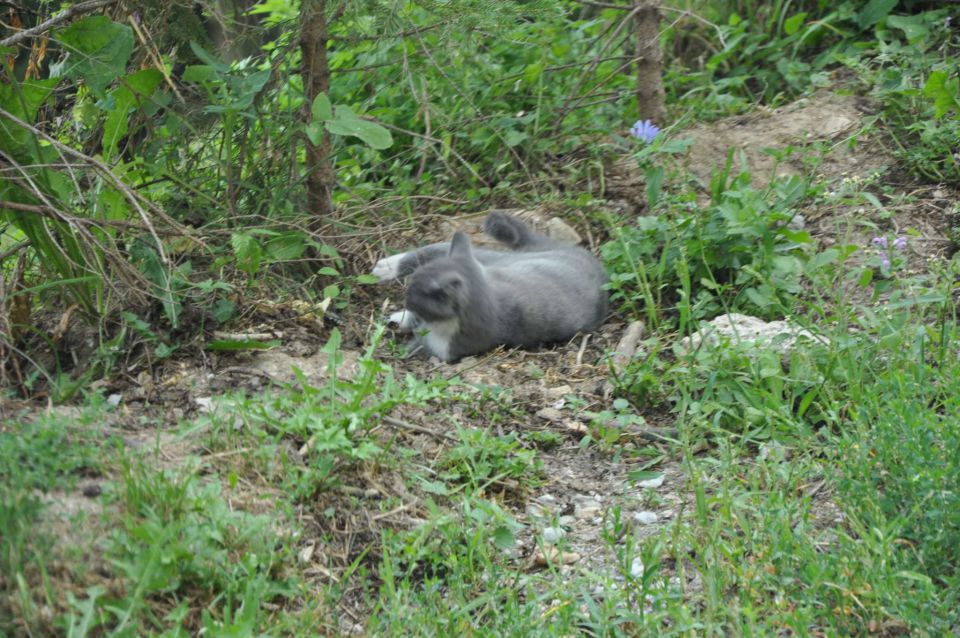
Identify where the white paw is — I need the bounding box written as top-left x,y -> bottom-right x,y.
372,253 -> 406,282
387,309 -> 418,333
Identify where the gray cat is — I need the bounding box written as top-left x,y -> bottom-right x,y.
372,212 -> 607,362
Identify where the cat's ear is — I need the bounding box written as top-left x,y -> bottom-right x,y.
449,231 -> 474,258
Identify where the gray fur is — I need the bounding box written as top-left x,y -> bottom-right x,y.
376,212 -> 607,362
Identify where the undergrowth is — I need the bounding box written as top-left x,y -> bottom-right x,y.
3,0 -> 960,635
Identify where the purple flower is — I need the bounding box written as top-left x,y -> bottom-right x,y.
630,119 -> 660,144
871,236 -> 888,248
893,236 -> 907,251
880,255 -> 891,269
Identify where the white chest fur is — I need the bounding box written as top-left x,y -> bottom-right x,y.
422,318 -> 460,361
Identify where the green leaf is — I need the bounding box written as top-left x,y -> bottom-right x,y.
231,232 -> 263,276
857,268 -> 874,288
189,41 -> 229,73
645,165 -> 663,210
182,65 -> 217,84
325,106 -> 393,149
53,16 -> 134,95
886,15 -> 929,44
783,12 -> 807,35
265,232 -> 307,261
311,93 -> 333,121
504,129 -> 528,147
923,70 -> 960,119
0,78 -> 58,151
355,274 -> 380,285
857,0 -> 898,29
211,298 -> 236,323
493,526 -> 516,550
745,287 -> 772,308
154,342 -> 178,359
305,122 -> 325,146
808,248 -> 840,272
102,69 -> 163,162
627,470 -> 663,483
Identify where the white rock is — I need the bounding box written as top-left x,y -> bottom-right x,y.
630,557 -> 645,578
676,313 -> 826,356
545,217 -> 582,244
542,527 -> 566,544
637,475 -> 665,489
633,511 -> 659,525
536,407 -> 563,423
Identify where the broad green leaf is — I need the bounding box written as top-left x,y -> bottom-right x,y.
504,129 -> 528,147
493,526 -> 516,550
923,70 -> 960,119
784,12 -> 807,35
211,298 -> 236,323
305,122 -> 325,146
265,232 -> 307,261
627,470 -> 663,482
311,93 -> 333,121
808,247 -> 840,272
856,0 -> 898,29
205,339 -> 280,351
0,78 -> 58,152
745,287 -> 773,308
325,106 -> 393,149
102,69 -> 163,162
182,65 -> 217,84
53,16 -> 133,95
189,41 -> 229,73
886,15 -> 929,44
645,165 -> 664,210
231,232 -> 263,276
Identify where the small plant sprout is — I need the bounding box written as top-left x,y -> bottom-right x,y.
630,119 -> 660,144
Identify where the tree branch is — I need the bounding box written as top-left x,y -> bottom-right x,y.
1,0 -> 120,47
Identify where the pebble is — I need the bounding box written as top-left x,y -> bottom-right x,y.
542,527 -> 566,544
633,511 -> 658,525
630,557 -> 645,578
533,546 -> 580,566
537,493 -> 558,506
535,407 -> 563,423
637,474 -> 665,489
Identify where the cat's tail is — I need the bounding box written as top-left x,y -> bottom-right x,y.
484,212 -> 549,249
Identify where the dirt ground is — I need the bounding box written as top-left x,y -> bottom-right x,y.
16,87 -> 959,628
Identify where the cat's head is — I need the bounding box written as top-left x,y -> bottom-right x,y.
406,232 -> 478,321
